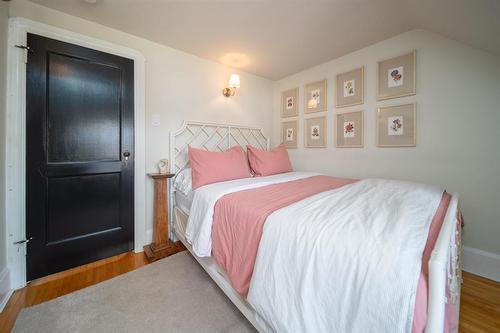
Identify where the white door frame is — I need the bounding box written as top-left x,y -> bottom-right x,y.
5,17 -> 147,290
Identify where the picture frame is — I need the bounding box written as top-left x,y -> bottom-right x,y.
377,103 -> 416,147
281,120 -> 298,148
336,67 -> 364,108
281,88 -> 299,118
304,116 -> 327,148
304,79 -> 327,113
336,111 -> 364,148
377,51 -> 416,101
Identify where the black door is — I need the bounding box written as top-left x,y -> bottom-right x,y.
26,33 -> 135,281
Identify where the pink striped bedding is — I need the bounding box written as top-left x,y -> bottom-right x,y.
210,175 -> 457,332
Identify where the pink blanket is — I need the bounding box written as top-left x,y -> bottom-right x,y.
211,175 -> 457,332
212,175 -> 355,295
412,192 -> 457,333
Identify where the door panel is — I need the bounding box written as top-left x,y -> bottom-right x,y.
47,174 -> 122,245
26,33 -> 135,281
47,52 -> 121,162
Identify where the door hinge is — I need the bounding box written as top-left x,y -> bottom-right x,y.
14,44 -> 33,53
13,237 -> 32,256
13,237 -> 32,245
15,44 -> 33,64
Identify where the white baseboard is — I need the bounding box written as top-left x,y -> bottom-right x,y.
134,229 -> 153,254
462,246 -> 500,282
0,267 -> 13,312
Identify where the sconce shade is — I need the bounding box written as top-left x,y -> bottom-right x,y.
228,74 -> 241,88
307,98 -> 318,109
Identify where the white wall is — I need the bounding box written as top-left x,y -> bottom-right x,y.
8,0 -> 273,240
0,0 -> 10,308
272,30 -> 500,262
4,1 -> 499,283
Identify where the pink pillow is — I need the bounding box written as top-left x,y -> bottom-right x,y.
188,146 -> 252,190
247,144 -> 292,176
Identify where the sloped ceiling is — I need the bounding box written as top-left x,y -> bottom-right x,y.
28,0 -> 500,80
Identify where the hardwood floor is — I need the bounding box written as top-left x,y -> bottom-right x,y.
459,272 -> 500,333
0,254 -> 498,333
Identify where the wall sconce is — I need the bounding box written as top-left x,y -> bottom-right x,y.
307,98 -> 318,109
222,74 -> 240,97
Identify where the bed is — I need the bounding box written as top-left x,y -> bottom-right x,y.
169,121 -> 463,333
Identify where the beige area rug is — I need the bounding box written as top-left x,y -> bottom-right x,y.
13,251 -> 256,333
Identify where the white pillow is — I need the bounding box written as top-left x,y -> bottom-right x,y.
173,168 -> 192,195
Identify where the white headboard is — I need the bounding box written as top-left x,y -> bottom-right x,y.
169,120 -> 270,174
168,121 -> 269,239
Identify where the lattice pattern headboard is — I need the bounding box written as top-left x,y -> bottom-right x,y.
168,121 -> 269,240
169,120 -> 270,174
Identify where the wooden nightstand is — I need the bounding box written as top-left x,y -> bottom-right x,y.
143,173 -> 185,261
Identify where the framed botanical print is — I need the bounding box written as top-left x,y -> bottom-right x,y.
336,67 -> 364,108
281,120 -> 298,148
304,79 -> 327,113
305,116 -> 327,148
281,88 -> 299,118
377,103 -> 416,147
377,51 -> 416,100
336,111 -> 364,148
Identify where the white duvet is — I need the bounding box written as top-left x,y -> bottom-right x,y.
185,171 -> 319,257
247,178 -> 443,333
